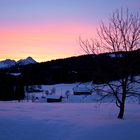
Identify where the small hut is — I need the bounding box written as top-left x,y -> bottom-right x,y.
73,82 -> 93,95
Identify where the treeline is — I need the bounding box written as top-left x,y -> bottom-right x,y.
1,49 -> 140,86
0,73 -> 25,101
1,49 -> 140,100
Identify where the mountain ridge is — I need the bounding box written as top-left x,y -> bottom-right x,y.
1,49 -> 140,85
0,57 -> 37,69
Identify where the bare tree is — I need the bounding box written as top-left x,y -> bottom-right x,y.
80,8 -> 140,119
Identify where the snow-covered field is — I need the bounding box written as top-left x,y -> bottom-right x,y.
0,83 -> 140,140
0,102 -> 140,140
26,82 -> 139,103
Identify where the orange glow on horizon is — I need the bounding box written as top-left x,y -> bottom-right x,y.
0,22 -> 97,62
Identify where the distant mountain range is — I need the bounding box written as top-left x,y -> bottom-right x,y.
0,57 -> 37,69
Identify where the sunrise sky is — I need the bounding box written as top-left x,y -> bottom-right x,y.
0,0 -> 139,62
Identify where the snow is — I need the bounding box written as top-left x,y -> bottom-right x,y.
7,72 -> 21,76
0,102 -> 140,140
0,57 -> 37,69
73,82 -> 92,93
0,59 -> 16,69
26,83 -> 78,101
108,53 -> 123,58
0,82 -> 140,140
25,82 -> 140,103
17,57 -> 37,65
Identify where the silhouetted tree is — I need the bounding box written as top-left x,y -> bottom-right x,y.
80,8 -> 140,119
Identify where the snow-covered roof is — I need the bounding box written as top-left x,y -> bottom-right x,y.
108,53 -> 123,58
8,73 -> 22,76
73,82 -> 93,92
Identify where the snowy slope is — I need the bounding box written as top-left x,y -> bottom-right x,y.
0,57 -> 37,69
0,81 -> 140,140
0,59 -> 16,69
0,102 -> 140,140
17,57 -> 37,65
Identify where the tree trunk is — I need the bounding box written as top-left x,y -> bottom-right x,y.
118,103 -> 125,119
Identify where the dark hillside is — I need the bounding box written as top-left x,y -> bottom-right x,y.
1,49 -> 140,85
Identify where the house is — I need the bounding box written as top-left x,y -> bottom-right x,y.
73,82 -> 93,95
26,85 -> 43,93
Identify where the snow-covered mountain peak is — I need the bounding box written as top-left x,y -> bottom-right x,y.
17,57 -> 37,65
0,57 -> 37,69
0,59 -> 16,69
